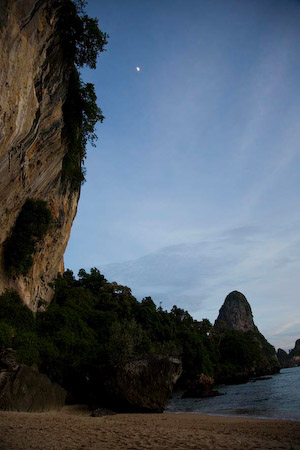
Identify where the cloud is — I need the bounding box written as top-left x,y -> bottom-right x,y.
271,321 -> 300,337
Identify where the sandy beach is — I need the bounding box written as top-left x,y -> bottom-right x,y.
0,405 -> 299,450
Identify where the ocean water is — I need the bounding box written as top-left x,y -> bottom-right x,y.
166,366 -> 300,421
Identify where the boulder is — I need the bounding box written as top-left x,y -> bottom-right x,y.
90,355 -> 182,413
249,376 -> 272,382
0,349 -> 66,412
90,408 -> 116,417
182,374 -> 223,398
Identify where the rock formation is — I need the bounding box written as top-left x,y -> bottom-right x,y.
290,339 -> 300,357
277,339 -> 300,368
0,0 -> 79,310
182,374 -> 223,398
276,348 -> 292,368
89,356 -> 182,413
0,349 -> 66,411
214,291 -> 280,383
214,291 -> 256,332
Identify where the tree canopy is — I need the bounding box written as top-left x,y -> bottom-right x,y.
60,0 -> 108,188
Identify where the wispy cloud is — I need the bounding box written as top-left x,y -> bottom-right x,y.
272,321 -> 300,337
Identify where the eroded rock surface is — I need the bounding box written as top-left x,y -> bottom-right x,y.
0,349 -> 66,411
0,0 -> 79,310
182,374 -> 223,398
90,356 -> 182,413
214,291 -> 256,332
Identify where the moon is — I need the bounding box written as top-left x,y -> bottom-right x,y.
136,67 -> 141,72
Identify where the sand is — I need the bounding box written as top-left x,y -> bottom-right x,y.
0,405 -> 300,450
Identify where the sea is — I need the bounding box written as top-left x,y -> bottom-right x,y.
166,366 -> 300,421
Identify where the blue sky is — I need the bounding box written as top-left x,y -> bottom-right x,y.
65,0 -> 300,351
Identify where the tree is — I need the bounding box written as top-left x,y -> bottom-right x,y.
78,267 -> 106,295
59,1 -> 108,187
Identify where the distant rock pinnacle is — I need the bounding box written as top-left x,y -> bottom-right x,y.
214,291 -> 256,332
294,339 -> 300,353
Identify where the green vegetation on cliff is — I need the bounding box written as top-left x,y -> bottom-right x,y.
0,290 -> 38,365
3,199 -> 52,277
62,69 -> 104,187
59,0 -> 107,188
215,329 -> 278,382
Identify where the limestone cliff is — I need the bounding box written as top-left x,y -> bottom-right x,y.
0,0 -> 79,310
290,338 -> 300,357
277,348 -> 292,368
214,291 -> 280,382
277,339 -> 300,368
214,291 -> 256,332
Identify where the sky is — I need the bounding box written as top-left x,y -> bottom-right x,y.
64,0 -> 300,351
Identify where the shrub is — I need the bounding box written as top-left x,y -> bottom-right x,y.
0,321 -> 14,350
0,290 -> 35,331
0,291 -> 39,364
14,331 -> 40,366
107,319 -> 151,365
3,199 -> 52,276
218,330 -> 263,369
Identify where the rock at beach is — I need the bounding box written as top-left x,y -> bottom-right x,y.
182,374 -> 223,398
249,376 -> 272,382
90,355 -> 182,413
90,408 -> 116,417
0,349 -> 66,412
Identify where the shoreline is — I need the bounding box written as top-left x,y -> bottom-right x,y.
1,406 -> 300,449
166,410 -> 300,422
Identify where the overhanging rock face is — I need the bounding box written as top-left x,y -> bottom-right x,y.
0,0 -> 80,310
